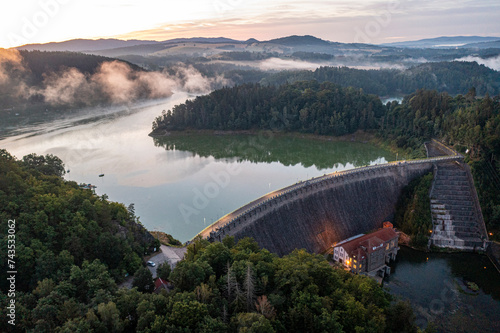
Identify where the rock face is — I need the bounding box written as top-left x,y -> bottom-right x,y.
430,162 -> 487,250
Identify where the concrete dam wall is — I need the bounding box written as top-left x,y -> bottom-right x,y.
196,156 -> 462,256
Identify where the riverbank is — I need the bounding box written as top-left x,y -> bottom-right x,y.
150,128 -> 378,142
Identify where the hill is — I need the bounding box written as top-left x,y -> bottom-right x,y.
0,50 -> 173,114
16,38 -> 159,52
265,35 -> 331,46
151,80 -> 384,135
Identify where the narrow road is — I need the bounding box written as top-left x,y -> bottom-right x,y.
119,245 -> 187,288
147,245 -> 187,277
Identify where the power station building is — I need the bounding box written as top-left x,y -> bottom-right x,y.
332,226 -> 399,278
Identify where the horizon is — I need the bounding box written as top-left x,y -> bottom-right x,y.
9,33 -> 500,49
2,0 -> 500,49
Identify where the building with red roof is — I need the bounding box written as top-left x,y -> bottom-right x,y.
153,277 -> 170,294
333,227 -> 399,278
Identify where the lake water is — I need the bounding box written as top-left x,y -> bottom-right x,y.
0,93 -> 395,242
386,246 -> 500,332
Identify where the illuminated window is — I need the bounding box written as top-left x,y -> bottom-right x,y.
386,243 -> 389,250
354,265 -> 357,269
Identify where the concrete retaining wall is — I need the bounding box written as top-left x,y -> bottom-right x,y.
200,157 -> 463,256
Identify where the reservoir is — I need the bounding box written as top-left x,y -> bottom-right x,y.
0,93 -> 394,242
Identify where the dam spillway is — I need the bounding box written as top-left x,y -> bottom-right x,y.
195,155 -> 464,256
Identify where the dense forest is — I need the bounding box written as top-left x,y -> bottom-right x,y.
260,62 -> 500,96
152,81 -> 385,136
394,173 -> 434,247
381,89 -> 500,240
152,85 -> 500,240
0,149 -> 160,331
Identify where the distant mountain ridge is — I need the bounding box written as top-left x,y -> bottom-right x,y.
13,35 -> 350,53
15,37 -> 244,53
16,38 -> 159,52
381,36 -> 500,48
12,35 -> 500,60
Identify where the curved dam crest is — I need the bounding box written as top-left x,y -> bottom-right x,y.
195,155 -> 464,256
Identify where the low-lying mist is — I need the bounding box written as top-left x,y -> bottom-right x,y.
212,57 -> 411,72
454,55 -> 500,71
0,49 -> 229,108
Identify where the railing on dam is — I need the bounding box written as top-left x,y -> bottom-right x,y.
192,154 -> 464,243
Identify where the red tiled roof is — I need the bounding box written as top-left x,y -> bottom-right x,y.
335,228 -> 398,257
154,277 -> 168,290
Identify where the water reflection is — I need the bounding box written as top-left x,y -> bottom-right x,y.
154,132 -> 394,170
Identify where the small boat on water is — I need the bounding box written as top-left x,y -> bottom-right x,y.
99,174 -> 105,177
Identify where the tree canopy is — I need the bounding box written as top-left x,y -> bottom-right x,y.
152,81 -> 384,136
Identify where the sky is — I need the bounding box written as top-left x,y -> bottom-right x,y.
1,0 -> 499,48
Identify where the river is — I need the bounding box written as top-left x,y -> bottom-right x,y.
0,93 -> 395,242
386,247 -> 500,332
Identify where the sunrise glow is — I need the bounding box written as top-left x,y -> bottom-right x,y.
1,0 -> 499,48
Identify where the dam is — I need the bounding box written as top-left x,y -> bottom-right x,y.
192,143 -> 482,255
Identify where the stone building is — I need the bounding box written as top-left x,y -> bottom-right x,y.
333,227 -> 399,277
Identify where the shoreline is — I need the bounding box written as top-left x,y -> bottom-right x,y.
149,128 -> 418,158
149,128 -> 380,143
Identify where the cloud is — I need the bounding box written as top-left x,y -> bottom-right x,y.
40,67 -> 89,105
170,65 -> 230,93
92,61 -> 138,103
454,55 -> 500,72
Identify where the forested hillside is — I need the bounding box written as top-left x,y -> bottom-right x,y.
261,62 -> 500,96
381,89 -> 500,240
152,81 -> 384,136
0,149 -> 161,331
0,50 -> 168,111
18,50 -> 144,85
